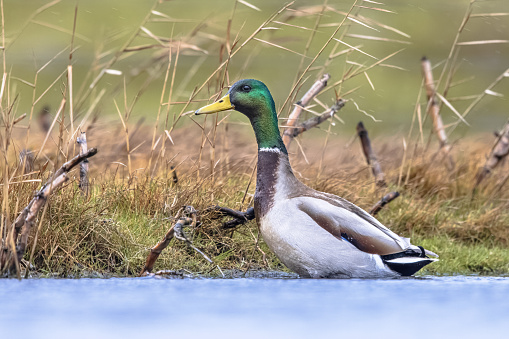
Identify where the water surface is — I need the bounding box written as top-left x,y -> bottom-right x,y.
1,275 -> 508,339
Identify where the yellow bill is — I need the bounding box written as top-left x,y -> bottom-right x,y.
195,94 -> 234,115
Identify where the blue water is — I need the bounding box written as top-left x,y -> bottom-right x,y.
1,275 -> 508,339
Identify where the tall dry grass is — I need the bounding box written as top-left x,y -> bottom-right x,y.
1,0 -> 508,277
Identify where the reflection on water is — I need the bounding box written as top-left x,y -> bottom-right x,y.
1,275 -> 508,339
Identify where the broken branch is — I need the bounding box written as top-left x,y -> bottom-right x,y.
421,56 -> 455,170
369,191 -> 400,216
139,223 -> 176,276
283,74 -> 330,147
357,121 -> 386,187
287,98 -> 346,139
474,120 -> 509,189
1,147 -> 98,275
139,205 -> 257,276
140,206 -> 204,277
53,148 -> 98,179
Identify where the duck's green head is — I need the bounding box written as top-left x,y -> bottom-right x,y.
195,79 -> 276,120
195,79 -> 286,152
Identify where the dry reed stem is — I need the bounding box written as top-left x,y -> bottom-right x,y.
279,0 -> 359,114
25,200 -> 49,278
397,137 -> 408,188
356,121 -> 386,187
0,0 -> 5,78
0,0 -> 10,263
114,100 -> 132,176
283,73 -> 330,147
326,49 -> 404,94
56,98 -> 66,167
369,191 -> 400,216
292,0 -> 327,84
148,48 -> 172,174
88,2 -> 158,91
317,5 -> 362,74
35,97 -> 66,161
67,64 -> 74,139
2,111 -> 20,279
3,1 -> 61,52
449,67 -> 509,135
167,2 -> 294,140
12,113 -> 26,125
421,56 -> 455,171
435,1 -> 473,90
474,121 -> 509,190
314,7 -> 362,177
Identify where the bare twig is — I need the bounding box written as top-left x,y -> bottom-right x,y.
474,121 -> 509,190
421,56 -> 455,170
369,191 -> 400,216
357,121 -> 386,187
282,73 -> 330,147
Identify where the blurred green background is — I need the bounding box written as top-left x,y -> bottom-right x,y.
4,0 -> 509,139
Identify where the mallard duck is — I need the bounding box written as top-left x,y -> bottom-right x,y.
196,79 -> 438,278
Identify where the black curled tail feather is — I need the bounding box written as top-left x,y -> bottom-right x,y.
381,247 -> 427,261
381,248 -> 436,276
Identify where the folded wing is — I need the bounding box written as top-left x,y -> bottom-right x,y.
294,194 -> 410,255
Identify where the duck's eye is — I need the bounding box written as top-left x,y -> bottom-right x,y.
241,85 -> 251,92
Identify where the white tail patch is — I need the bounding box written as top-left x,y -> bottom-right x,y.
386,257 -> 438,264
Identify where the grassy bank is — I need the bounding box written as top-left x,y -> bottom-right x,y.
1,0 -> 509,278
4,133 -> 508,277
